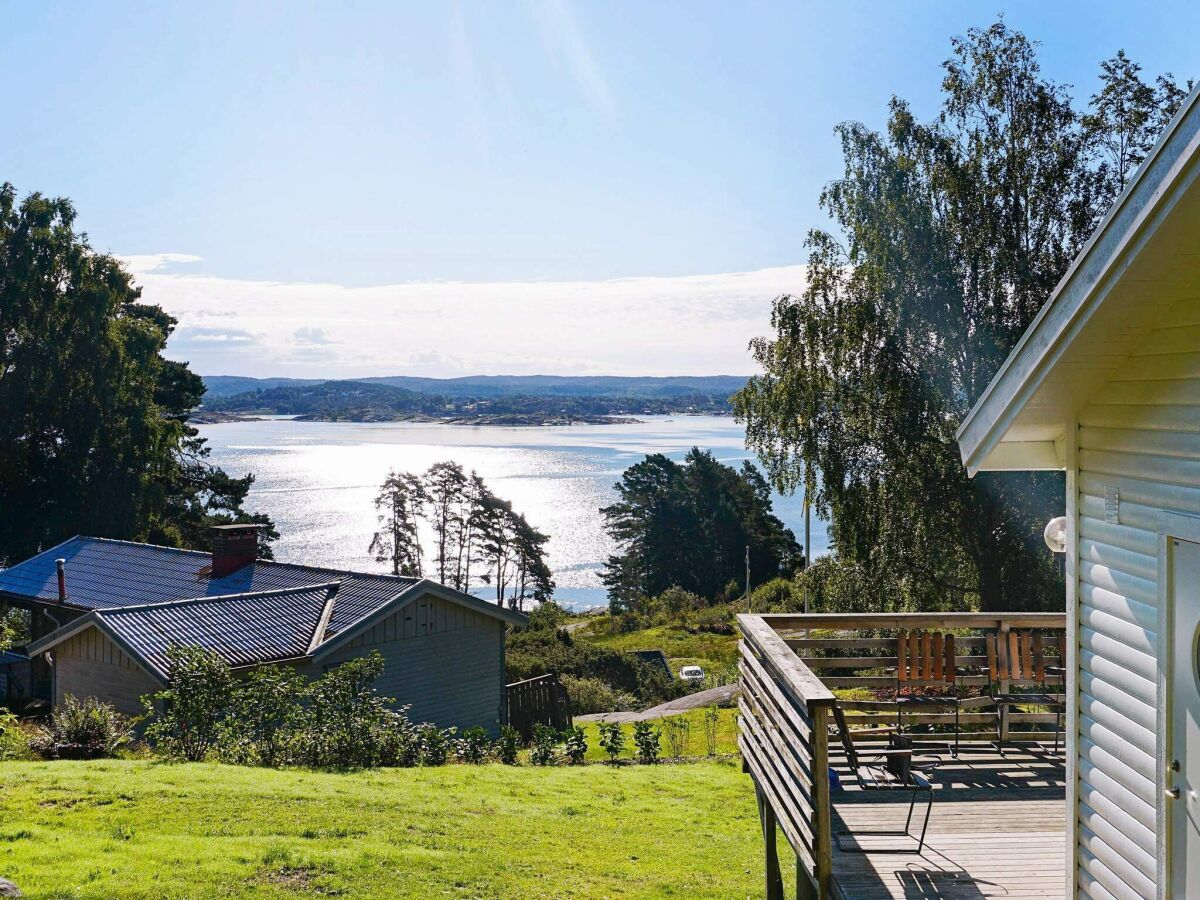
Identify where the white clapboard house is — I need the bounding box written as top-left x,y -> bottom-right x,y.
957,84 -> 1200,898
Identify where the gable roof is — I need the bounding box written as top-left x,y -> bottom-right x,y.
0,536 -> 417,636
957,83 -> 1200,475
28,582 -> 343,681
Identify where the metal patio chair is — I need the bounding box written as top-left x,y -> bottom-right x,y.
985,630 -> 1066,756
830,704 -> 946,854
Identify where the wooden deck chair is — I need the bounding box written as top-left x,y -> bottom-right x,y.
830,705 -> 944,854
985,630 -> 1066,756
894,630 -> 972,756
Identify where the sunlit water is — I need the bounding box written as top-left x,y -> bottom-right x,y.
198,416 -> 827,610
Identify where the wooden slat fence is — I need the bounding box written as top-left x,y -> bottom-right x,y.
505,673 -> 572,740
738,614 -> 835,899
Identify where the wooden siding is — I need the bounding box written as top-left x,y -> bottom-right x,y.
320,595 -> 506,732
53,627 -> 160,717
1073,296 -> 1200,899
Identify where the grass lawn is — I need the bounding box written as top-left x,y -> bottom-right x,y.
578,707 -> 740,762
573,619 -> 738,676
0,758 -> 784,899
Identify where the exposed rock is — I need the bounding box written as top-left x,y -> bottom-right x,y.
0,878 -> 23,897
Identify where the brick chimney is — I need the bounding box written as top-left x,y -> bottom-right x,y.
210,524 -> 260,578
56,558 -> 67,602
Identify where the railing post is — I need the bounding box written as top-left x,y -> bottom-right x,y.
810,704 -> 832,898
755,783 -> 784,900
998,621 -> 1011,743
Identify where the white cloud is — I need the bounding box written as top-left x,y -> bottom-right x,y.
121,252 -> 204,275
123,255 -> 805,378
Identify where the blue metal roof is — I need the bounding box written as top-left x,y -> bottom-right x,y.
0,537 -> 417,638
89,583 -> 341,679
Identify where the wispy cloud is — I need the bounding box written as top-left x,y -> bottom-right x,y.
528,0 -> 616,121
123,253 -> 805,378
122,252 -> 204,275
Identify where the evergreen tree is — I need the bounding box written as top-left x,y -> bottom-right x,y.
423,461 -> 467,585
368,471 -> 427,577
0,183 -> 275,564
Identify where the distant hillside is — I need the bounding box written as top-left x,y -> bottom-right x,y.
199,376 -> 742,424
202,374 -> 749,401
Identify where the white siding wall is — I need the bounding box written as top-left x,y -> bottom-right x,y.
1074,297 -> 1200,898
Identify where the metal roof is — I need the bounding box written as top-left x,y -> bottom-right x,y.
83,583 -> 342,679
0,536 -> 417,638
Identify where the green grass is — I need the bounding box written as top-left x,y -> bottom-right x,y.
574,619 -> 738,675
0,758 -> 773,898
578,707 -> 740,762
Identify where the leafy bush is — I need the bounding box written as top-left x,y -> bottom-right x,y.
30,695 -> 132,760
506,627 -> 680,707
597,722 -> 625,763
796,556 -> 906,614
701,706 -> 720,757
748,577 -> 804,613
525,601 -> 568,632
144,646 -> 234,761
221,666 -> 306,766
0,710 -> 31,760
660,715 -> 691,759
496,726 -> 520,765
416,723 -> 451,766
561,675 -> 636,715
455,726 -> 491,764
656,586 -> 706,614
632,721 -> 660,764
376,709 -> 421,767
562,726 -> 587,765
293,652 -> 393,769
682,603 -> 735,635
529,723 -> 558,765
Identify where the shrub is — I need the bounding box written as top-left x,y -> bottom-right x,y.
656,586 -> 705,614
144,646 -> 233,761
562,726 -> 587,765
748,577 -> 803,613
525,600 -> 567,632
597,722 -> 625,763
30,695 -> 132,760
561,675 -> 636,716
496,726 -> 520,765
685,603 -> 735,635
529,723 -> 558,765
632,721 -> 660,764
702,705 -> 720,756
0,710 -> 25,760
294,652 -> 393,769
221,666 -> 306,766
455,726 -> 492,764
415,723 -> 451,766
660,715 -> 691,759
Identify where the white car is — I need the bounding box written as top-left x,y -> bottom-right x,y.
679,665 -> 705,683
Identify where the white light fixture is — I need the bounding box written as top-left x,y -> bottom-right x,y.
1044,516 -> 1068,554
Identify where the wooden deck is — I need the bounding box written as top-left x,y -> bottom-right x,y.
829,742 -> 1066,899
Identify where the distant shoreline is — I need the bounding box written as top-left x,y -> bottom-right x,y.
190,411 -> 648,427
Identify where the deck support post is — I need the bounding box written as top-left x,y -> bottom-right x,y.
755,782 -> 784,900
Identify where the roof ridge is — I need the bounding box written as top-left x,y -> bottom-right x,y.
306,583 -> 342,654
95,580 -> 347,616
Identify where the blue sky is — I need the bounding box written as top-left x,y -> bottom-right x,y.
2,2 -> 1196,376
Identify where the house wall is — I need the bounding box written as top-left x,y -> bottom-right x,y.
52,627 -> 161,718
1072,296 -> 1200,899
313,594 -> 507,733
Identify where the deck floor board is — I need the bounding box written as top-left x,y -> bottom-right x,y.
830,743 -> 1066,899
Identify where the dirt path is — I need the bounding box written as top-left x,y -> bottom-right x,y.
576,683 -> 740,724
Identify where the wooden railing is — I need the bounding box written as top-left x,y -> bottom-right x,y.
738,612 -> 1067,899
738,615 -> 835,899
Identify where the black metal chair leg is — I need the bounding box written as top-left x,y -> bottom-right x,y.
916,788 -> 934,853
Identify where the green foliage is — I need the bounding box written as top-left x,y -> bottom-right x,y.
597,722 -> 625,763
525,600 -> 568,631
562,726 -> 587,765
454,726 -> 492,764
560,675 -> 637,716
794,555 -> 909,614
221,666 -> 307,767
29,695 -> 131,759
529,723 -> 559,766
144,646 -> 234,762
0,710 -> 29,760
632,721 -> 660,764
660,715 -> 691,759
496,726 -> 520,765
735,24 -> 1188,612
293,652 -> 393,769
506,627 -> 680,707
416,723 -> 451,766
601,450 -> 799,610
701,707 -> 720,757
748,577 -> 804,613
369,471 -> 428,577
0,183 -> 276,565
